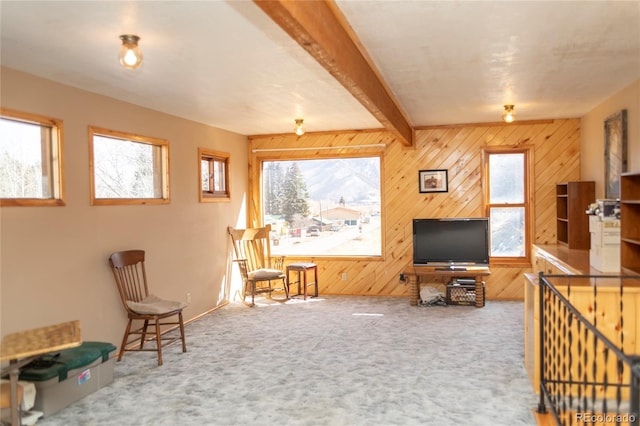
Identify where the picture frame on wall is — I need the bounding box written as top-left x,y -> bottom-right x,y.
604,109 -> 628,199
419,169 -> 448,193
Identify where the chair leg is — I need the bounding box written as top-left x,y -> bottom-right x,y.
291,270 -> 302,296
304,270 -> 308,300
179,312 -> 187,353
118,319 -> 133,361
140,319 -> 150,349
285,269 -> 291,296
155,318 -> 163,366
265,280 -> 273,300
241,296 -> 255,307
241,281 -> 255,307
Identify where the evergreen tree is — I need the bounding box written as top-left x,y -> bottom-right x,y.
264,162 -> 284,216
281,162 -> 309,224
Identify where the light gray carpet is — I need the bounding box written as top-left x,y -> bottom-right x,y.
37,296 -> 537,426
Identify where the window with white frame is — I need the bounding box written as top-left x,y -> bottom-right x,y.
0,108 -> 65,207
89,126 -> 170,205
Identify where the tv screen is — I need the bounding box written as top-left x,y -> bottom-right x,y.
413,218 -> 489,268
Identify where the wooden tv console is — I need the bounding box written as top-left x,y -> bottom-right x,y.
403,266 -> 490,307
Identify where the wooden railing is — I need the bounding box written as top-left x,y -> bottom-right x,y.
536,273 -> 640,425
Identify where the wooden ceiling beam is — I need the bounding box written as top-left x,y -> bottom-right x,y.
254,0 -> 414,147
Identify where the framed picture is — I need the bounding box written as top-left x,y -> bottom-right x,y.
419,169 -> 448,193
604,109 -> 628,199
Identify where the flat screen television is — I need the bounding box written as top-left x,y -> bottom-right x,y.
413,218 -> 489,268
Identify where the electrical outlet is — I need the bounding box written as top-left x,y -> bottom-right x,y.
399,273 -> 406,282
186,292 -> 191,303
341,272 -> 348,281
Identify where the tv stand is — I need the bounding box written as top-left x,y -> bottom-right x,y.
435,266 -> 467,272
404,266 -> 490,308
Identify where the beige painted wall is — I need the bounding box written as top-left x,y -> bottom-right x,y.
0,68 -> 248,345
581,79 -> 640,198
2,67 -> 637,348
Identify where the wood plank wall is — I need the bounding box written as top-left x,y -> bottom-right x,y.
248,119 -> 581,300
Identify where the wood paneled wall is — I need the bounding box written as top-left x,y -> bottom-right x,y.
248,119 -> 581,300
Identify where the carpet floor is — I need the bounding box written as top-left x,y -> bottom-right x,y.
36,295 -> 538,426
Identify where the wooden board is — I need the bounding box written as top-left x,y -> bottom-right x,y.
248,119 -> 581,299
0,320 -> 81,361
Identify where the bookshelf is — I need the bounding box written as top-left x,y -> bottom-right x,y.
620,172 -> 640,273
556,181 -> 594,249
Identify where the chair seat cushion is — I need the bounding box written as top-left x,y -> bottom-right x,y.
248,268 -> 285,280
126,294 -> 187,315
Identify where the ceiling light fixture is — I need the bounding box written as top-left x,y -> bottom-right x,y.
294,118 -> 305,136
119,34 -> 143,69
502,104 -> 515,123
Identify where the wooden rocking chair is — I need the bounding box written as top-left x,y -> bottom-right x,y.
227,225 -> 288,306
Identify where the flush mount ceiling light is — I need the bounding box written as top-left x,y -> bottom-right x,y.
118,34 -> 143,69
294,118 -> 305,136
502,104 -> 515,123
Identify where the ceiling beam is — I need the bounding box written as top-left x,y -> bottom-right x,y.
254,0 -> 414,147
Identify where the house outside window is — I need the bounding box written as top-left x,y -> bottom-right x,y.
89,126 -> 170,205
0,108 -> 65,207
483,147 -> 532,264
261,156 -> 382,257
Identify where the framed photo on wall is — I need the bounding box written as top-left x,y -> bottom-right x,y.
604,109 -> 628,199
419,169 -> 448,193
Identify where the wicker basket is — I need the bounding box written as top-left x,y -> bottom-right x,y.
446,282 -> 485,307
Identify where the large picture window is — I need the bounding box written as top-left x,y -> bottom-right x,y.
261,156 -> 382,257
0,109 -> 65,207
89,127 -> 170,205
483,148 -> 531,263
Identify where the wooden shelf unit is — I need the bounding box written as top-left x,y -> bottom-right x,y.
620,172 -> 640,273
403,266 -> 490,307
556,181 -> 594,249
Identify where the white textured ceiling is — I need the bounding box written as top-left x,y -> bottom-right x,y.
1,1 -> 639,136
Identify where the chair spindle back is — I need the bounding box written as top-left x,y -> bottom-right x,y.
228,225 -> 273,271
109,250 -> 150,307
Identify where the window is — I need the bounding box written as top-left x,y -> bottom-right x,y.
199,148 -> 230,202
89,127 -> 170,205
0,109 -> 65,206
483,148 -> 531,263
261,156 -> 382,257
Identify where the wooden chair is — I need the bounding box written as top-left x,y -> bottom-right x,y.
227,225 -> 288,306
108,250 -> 187,366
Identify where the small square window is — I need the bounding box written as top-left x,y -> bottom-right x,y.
199,148 -> 230,202
0,108 -> 65,207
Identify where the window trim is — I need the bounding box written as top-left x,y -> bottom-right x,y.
0,108 -> 66,207
257,153 -> 385,260
482,146 -> 533,267
198,148 -> 230,203
89,126 -> 170,206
